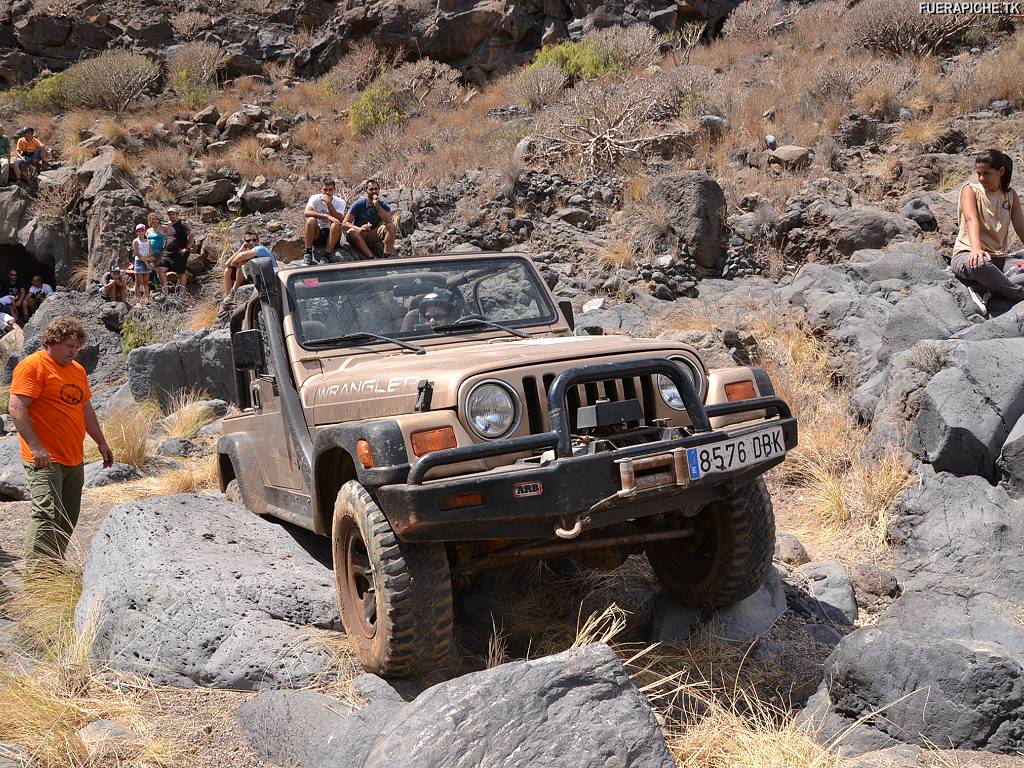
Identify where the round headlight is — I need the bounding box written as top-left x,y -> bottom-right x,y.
656,357 -> 702,411
466,381 -> 519,439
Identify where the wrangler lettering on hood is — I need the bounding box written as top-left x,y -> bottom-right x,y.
315,375 -> 422,401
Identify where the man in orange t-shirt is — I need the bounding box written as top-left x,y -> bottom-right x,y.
9,317 -> 113,559
13,126 -> 46,182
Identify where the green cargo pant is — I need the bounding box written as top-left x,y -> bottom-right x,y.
22,461 -> 85,560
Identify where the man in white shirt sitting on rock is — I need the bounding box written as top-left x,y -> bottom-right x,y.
302,179 -> 346,266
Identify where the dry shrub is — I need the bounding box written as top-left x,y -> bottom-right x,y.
721,0 -> 800,41
659,64 -> 720,118
539,77 -> 689,173
168,41 -> 226,87
102,401 -> 160,467
969,32 -> 1024,110
326,38 -> 405,93
171,10 -> 210,38
853,60 -> 915,120
162,388 -> 215,440
61,50 -> 160,114
843,0 -> 989,56
597,238 -> 638,271
291,120 -> 345,165
187,298 -> 220,330
384,58 -> 463,116
142,145 -> 192,186
897,115 -> 947,151
509,64 -> 567,111
217,135 -> 290,182
30,177 -> 80,220
587,23 -> 661,68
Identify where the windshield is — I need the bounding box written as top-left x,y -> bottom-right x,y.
287,256 -> 558,347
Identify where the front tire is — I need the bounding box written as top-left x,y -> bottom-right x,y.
331,480 -> 453,677
646,477 -> 775,607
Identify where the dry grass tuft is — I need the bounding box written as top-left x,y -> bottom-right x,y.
161,389 -> 215,440
663,685 -> 844,768
0,565 -> 187,767
186,298 -> 220,330
100,401 -> 160,468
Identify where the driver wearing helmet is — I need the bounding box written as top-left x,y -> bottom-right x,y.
401,288 -> 456,331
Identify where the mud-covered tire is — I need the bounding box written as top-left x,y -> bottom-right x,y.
646,477 -> 775,608
331,480 -> 453,677
224,480 -> 241,504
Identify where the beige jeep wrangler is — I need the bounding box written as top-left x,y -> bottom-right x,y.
218,252 -> 797,677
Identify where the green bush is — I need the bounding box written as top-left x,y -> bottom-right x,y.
348,81 -> 404,136
0,73 -> 66,116
61,50 -> 160,114
170,69 -> 213,110
121,316 -> 162,355
529,40 -> 626,81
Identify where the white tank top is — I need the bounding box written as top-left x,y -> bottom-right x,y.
135,238 -> 151,258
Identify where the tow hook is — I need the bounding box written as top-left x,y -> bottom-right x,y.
555,516 -> 586,539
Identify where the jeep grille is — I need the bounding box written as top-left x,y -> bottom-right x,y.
520,374 -> 658,434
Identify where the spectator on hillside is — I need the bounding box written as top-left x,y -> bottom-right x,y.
100,265 -> 128,303
131,223 -> 153,305
303,179 -> 346,266
0,124 -> 11,185
344,179 -> 397,260
0,310 -> 15,339
14,127 -> 46,182
9,317 -> 113,560
23,275 -> 53,320
146,212 -> 168,291
0,268 -> 27,325
953,149 -> 1024,315
223,229 -> 278,295
160,207 -> 194,295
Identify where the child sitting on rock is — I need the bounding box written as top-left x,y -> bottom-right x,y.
952,148 -> 1024,315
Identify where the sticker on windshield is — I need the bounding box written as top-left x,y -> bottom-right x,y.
302,278 -> 319,288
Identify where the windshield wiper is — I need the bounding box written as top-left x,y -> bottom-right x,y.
307,331 -> 425,355
432,315 -> 529,339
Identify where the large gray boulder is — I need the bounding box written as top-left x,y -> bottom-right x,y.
368,644 -> 673,768
910,339 -> 1024,479
650,171 -> 726,271
792,560 -> 858,625
827,208 -> 921,257
76,494 -> 341,689
0,438 -> 27,501
999,413 -> 1024,497
801,628 -> 1024,753
237,644 -> 673,768
126,328 -> 233,408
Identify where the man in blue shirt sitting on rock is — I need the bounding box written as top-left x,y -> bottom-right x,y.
344,179 -> 397,259
223,229 -> 278,296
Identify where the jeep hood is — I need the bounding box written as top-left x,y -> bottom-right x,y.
300,334 -> 698,424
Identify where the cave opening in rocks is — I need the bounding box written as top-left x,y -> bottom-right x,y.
0,243 -> 55,288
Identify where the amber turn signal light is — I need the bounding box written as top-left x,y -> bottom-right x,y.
356,439 -> 374,468
411,427 -> 457,457
440,492 -> 482,510
724,380 -> 757,402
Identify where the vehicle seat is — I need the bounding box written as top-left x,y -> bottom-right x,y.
302,320 -> 328,341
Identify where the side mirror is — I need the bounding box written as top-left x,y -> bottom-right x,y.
232,329 -> 265,371
558,299 -> 575,331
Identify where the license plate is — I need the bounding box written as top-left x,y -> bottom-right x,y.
686,426 -> 785,481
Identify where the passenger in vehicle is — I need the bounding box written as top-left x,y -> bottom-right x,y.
401,289 -> 457,331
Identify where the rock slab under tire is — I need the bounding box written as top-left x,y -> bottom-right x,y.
332,480 -> 453,678
646,476 -> 775,608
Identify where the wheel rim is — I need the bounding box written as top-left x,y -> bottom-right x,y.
340,522 -> 377,640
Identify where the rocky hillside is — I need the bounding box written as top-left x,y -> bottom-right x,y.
2,1 -> 1024,766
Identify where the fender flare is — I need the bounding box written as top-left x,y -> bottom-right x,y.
217,432 -> 268,515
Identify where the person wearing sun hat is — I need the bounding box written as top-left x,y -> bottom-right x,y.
131,222 -> 153,304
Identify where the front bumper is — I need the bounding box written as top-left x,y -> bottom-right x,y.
374,358 -> 798,542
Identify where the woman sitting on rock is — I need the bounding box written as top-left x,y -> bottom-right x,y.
953,148 -> 1024,314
